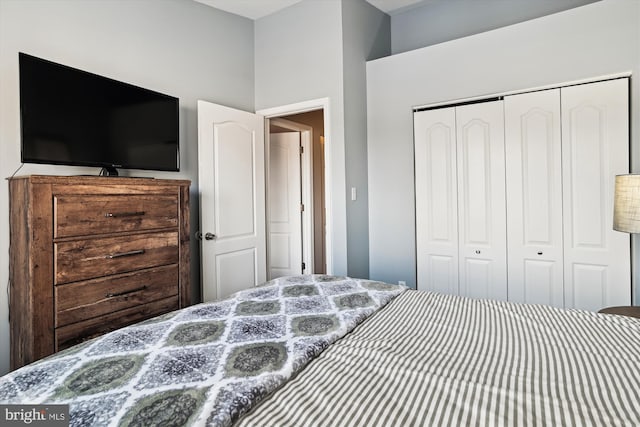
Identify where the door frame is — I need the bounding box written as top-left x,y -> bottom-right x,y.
268,118 -> 314,275
257,98 -> 333,274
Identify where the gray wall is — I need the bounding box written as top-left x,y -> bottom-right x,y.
0,0 -> 254,374
255,0 -> 349,275
367,0 -> 640,299
255,0 -> 391,279
342,0 -> 391,279
391,0 -> 600,54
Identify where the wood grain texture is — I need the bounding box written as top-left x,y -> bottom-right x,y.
9,178 -> 31,370
54,194 -> 178,238
9,175 -> 190,369
55,296 -> 179,351
179,184 -> 191,308
55,265 -> 179,327
15,174 -> 189,187
30,183 -> 55,367
54,231 -> 179,284
598,306 -> 640,319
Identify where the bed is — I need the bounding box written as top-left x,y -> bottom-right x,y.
1,275 -> 639,426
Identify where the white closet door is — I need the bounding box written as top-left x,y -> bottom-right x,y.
561,79 -> 630,311
456,101 -> 507,300
414,107 -> 459,294
268,132 -> 303,279
505,89 -> 564,307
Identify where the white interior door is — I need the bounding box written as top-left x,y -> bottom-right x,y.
561,79 -> 630,311
198,100 -> 266,302
414,107 -> 459,294
505,89 -> 564,307
456,101 -> 507,300
268,132 -> 303,279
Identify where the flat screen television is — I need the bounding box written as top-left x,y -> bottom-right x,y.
19,52 -> 179,175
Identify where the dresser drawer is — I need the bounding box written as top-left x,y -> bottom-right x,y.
54,194 -> 178,238
55,296 -> 179,351
55,231 -> 179,284
55,265 -> 178,327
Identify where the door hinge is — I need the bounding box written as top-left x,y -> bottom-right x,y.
302,262 -> 306,272
300,203 -> 305,212
300,146 -> 304,155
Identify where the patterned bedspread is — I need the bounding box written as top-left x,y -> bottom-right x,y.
0,275 -> 405,426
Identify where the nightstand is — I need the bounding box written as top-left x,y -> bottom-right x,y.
598,306 -> 640,319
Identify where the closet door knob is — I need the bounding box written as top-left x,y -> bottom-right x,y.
537,251 -> 543,255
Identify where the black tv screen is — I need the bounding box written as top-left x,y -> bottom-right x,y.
19,53 -> 179,174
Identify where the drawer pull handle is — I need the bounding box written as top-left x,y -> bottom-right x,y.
105,211 -> 146,218
106,249 -> 146,259
106,285 -> 147,298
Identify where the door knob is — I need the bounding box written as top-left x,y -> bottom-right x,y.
196,231 -> 217,241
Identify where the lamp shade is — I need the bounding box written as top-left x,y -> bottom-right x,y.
613,174 -> 640,233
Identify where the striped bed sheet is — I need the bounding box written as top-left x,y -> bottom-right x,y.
237,290 -> 640,426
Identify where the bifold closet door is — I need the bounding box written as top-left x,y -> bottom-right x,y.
415,78 -> 630,308
414,101 -> 507,299
561,79 -> 630,311
414,107 -> 458,294
456,101 -> 507,300
505,89 -> 564,307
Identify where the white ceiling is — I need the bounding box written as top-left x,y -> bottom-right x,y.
193,0 -> 428,20
366,0 -> 429,14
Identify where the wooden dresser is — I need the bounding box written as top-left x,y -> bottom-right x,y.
9,175 -> 191,370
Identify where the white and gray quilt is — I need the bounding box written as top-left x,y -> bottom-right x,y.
0,275 -> 406,426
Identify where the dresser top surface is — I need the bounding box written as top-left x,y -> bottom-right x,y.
9,175 -> 191,187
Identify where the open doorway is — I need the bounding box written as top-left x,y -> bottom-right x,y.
198,98 -> 329,302
258,100 -> 331,279
266,109 -> 326,279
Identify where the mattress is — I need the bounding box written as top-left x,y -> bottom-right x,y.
0,275 -> 404,426
238,290 -> 640,426
2,275 -> 639,426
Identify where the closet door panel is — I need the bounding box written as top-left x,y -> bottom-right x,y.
456,101 -> 507,300
414,107 -> 458,294
561,79 -> 630,311
505,89 -> 564,307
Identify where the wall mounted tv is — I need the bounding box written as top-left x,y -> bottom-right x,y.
19,52 -> 179,176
